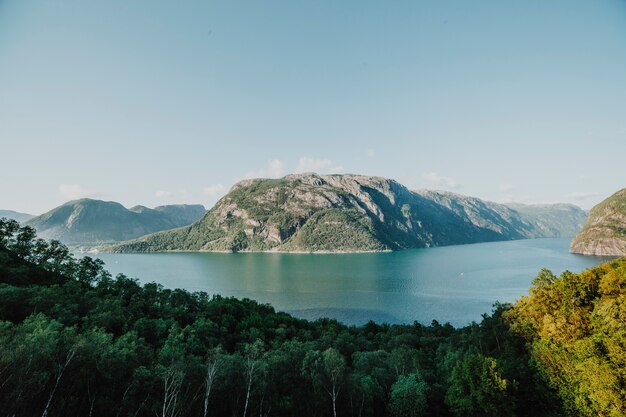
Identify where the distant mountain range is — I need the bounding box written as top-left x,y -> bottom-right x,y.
23,199 -> 206,247
0,210 -> 34,223
571,188 -> 626,256
110,173 -> 587,253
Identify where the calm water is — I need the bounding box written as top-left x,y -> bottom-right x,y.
88,238 -> 612,326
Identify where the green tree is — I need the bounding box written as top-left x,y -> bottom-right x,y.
302,347 -> 346,417
445,354 -> 513,417
388,373 -> 429,417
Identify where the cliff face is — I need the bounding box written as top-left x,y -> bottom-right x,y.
110,173 -> 587,253
570,189 -> 626,256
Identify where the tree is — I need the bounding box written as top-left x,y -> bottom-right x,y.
303,348 -> 346,417
445,354 -> 512,417
158,326 -> 187,417
242,339 -> 264,417
203,345 -> 224,417
388,373 -> 429,417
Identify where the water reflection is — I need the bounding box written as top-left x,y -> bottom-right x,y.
89,238 -> 613,326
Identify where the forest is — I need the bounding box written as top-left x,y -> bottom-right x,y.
0,218 -> 624,417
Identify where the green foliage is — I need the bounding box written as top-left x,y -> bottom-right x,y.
0,219 -> 568,416
445,354 -> 512,417
507,260 -> 626,416
388,373 -> 429,417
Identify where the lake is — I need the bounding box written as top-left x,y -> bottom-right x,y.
87,238 -> 612,327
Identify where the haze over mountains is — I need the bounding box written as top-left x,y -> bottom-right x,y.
571,188 -> 626,256
111,173 -> 587,253
22,199 -> 206,247
0,210 -> 34,223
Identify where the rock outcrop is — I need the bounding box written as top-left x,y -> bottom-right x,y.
571,189 -> 626,256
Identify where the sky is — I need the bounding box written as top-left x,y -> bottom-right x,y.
1,0 -> 625,214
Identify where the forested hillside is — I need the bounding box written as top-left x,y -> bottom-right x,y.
506,259 -> 626,415
1,218 -> 624,416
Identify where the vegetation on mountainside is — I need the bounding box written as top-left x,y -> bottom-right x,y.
112,174 -> 588,254
23,199 -> 206,247
2,218 -> 625,416
506,259 -> 626,416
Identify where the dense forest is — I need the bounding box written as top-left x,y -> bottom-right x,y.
0,218 -> 624,417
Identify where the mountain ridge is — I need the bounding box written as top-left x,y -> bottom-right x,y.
24,198 -> 206,247
110,173 -> 587,253
0,210 -> 34,223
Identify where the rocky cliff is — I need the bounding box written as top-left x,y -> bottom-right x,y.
570,189 -> 626,256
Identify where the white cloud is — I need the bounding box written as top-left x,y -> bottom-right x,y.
155,190 -> 172,198
244,159 -> 285,179
203,184 -> 225,196
295,157 -> 333,174
568,191 -> 602,200
499,183 -> 514,193
422,172 -> 459,189
59,184 -> 97,200
267,159 -> 284,177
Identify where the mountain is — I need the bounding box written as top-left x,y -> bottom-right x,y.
570,189 -> 626,256
24,199 -> 206,247
0,210 -> 34,223
110,173 -> 586,253
505,203 -> 587,237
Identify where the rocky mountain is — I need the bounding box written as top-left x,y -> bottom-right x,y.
0,210 -> 34,223
570,189 -> 626,256
110,173 -> 586,253
24,199 -> 206,247
505,203 -> 587,237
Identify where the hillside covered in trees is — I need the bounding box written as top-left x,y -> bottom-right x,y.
0,218 -> 624,416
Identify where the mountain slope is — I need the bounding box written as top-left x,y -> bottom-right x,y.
0,210 -> 34,223
24,199 -> 205,246
570,189 -> 626,256
111,174 -> 586,253
505,203 -> 587,237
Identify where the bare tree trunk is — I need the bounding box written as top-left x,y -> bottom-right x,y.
243,361 -> 255,417
88,394 -> 95,417
116,382 -> 133,417
132,395 -> 149,417
162,367 -> 183,417
331,383 -> 338,417
41,349 -> 76,417
203,357 -> 220,417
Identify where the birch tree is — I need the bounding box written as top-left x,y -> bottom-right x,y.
242,339 -> 264,417
303,348 -> 346,417
203,345 -> 223,417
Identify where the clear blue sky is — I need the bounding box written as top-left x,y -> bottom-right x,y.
1,0 -> 625,214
